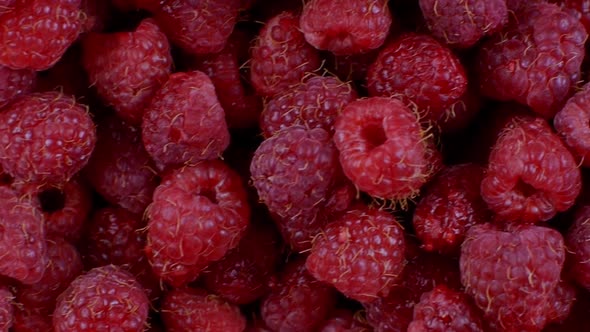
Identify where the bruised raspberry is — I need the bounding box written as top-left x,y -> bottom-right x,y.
0,66 -> 35,110
565,204 -> 590,290
0,286 -> 13,331
554,83 -> 590,167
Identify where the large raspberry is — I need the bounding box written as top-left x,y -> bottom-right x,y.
565,204 -> 590,290
0,286 -> 13,331
477,2 -> 587,118
553,83 -> 590,167
481,117 -> 581,224
0,66 -> 35,110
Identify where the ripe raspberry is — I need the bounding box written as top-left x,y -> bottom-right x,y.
260,75 -> 357,138
0,286 -> 13,331
82,18 -> 172,125
318,309 -> 370,332
53,265 -> 149,332
477,2 -> 587,118
481,117 -> 581,224
0,0 -> 84,70
250,12 -> 321,97
261,258 -> 337,332
146,160 -> 250,287
554,83 -> 590,167
0,66 -> 35,110
460,223 -> 566,331
299,0 -> 392,55
141,71 -> 230,172
418,0 -> 508,47
334,97 -> 441,201
0,92 -> 96,185
161,288 -> 246,332
565,205 -> 590,290
413,163 -> 489,254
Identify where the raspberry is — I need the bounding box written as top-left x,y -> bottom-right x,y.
545,286 -> 590,331
334,97 -> 441,202
460,223 -> 566,331
12,309 -> 52,332
545,281 -> 577,324
161,288 -> 246,332
141,71 -> 230,172
413,163 -> 489,254
565,204 -> 590,290
481,117 -> 581,224
299,0 -> 392,55
553,83 -> 590,167
418,0 -> 508,47
260,75 -> 357,138
82,18 -> 172,125
0,286 -> 13,331
261,258 -> 336,332
145,160 -> 250,287
0,92 -> 96,185
318,309 -> 370,332
52,265 -> 149,332
0,66 -> 35,109
477,2 -> 587,118
306,207 -> 406,303
560,0 -> 590,32
250,11 -> 321,97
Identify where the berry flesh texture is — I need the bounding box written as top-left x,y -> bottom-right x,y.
146,160 -> 250,287
161,287 -> 246,332
82,18 -> 173,125
250,11 -> 321,97
481,117 -> 581,224
306,208 -> 406,303
299,0 -> 392,55
260,75 -> 358,138
0,66 -> 35,109
565,204 -> 590,290
0,0 -> 84,70
553,83 -> 590,167
460,223 -> 566,332
142,71 -> 230,172
0,92 -> 96,186
419,0 -> 508,48
52,265 -> 149,332
477,2 -> 587,118
0,286 -> 13,331
334,97 -> 441,202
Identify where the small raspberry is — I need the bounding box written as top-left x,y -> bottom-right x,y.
0,286 -> 13,331
318,309 -> 370,332
141,71 -> 230,172
161,288 -> 246,332
260,75 -> 357,138
334,97 -> 441,202
481,117 -> 581,224
146,160 -> 250,287
52,265 -> 149,332
250,11 -> 321,97
553,83 -> 590,167
0,66 -> 35,109
565,204 -> 590,290
299,0 -> 392,55
82,18 -> 172,125
0,92 -> 96,185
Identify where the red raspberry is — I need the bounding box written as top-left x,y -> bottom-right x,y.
554,83 -> 590,167
145,160 -> 250,287
418,0 -> 508,48
565,205 -> 590,290
53,265 -> 149,332
261,258 -> 337,332
477,2 -> 587,118
0,66 -> 35,109
141,71 -> 230,172
334,97 -> 441,202
0,92 -> 96,185
82,18 -> 172,125
306,207 -> 406,303
413,163 -> 489,254
260,75 -> 358,138
161,287 -> 246,332
152,0 -> 240,55
318,309 -> 370,332
0,286 -> 13,331
299,0 -> 392,55
250,12 -> 321,97
460,223 -> 566,331
481,117 -> 581,224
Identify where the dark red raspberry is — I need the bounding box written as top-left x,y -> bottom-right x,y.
566,205 -> 590,290
0,92 -> 96,185
318,309 -> 370,332
0,0 -> 84,70
0,66 -> 35,109
250,11 -> 321,97
12,309 -> 52,332
413,163 -> 489,254
261,258 -> 337,332
481,117 -> 581,224
53,265 -> 149,332
80,0 -> 111,33
82,18 -> 172,125
477,2 -> 587,118
161,288 -> 246,332
554,83 -> 590,167
460,223 -> 566,331
0,286 -> 13,331
146,160 -> 250,287
141,71 -> 230,172
334,97 -> 441,202
419,0 -> 508,47
260,75 -> 357,138
152,0 -> 240,55
299,0 -> 392,55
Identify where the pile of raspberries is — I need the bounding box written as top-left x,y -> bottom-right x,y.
2,0 -> 590,331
